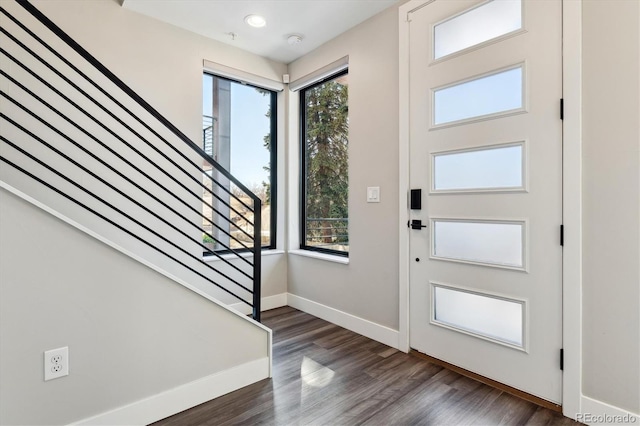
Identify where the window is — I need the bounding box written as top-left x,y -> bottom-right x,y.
432,219 -> 525,269
432,142 -> 525,192
300,70 -> 349,256
433,0 -> 522,60
432,284 -> 525,348
202,73 -> 276,252
433,64 -> 524,126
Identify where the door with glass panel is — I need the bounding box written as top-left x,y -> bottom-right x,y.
408,0 -> 562,403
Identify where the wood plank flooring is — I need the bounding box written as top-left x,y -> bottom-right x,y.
153,307 -> 579,426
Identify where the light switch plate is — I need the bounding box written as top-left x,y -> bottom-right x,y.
367,186 -> 380,203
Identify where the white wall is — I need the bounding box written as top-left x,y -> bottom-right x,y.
0,1 -> 284,423
286,6 -> 400,331
2,0 -> 639,421
0,190 -> 269,425
0,0 -> 288,302
581,0 -> 640,414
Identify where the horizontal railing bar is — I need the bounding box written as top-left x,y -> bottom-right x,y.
307,240 -> 349,247
306,226 -> 347,229
0,87 -> 254,258
306,218 -> 349,222
2,3 -> 264,320
306,231 -> 347,234
1,137 -> 254,294
0,21 -> 249,219
0,153 -> 254,307
0,57 -> 256,249
0,35 -> 256,232
0,78 -> 255,261
0,5 -> 253,213
13,1 -> 261,209
1,113 -> 254,281
306,243 -> 350,248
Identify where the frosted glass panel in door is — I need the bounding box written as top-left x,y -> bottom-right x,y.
434,0 -> 522,60
432,220 -> 524,268
433,285 -> 524,347
433,143 -> 524,191
433,66 -> 523,126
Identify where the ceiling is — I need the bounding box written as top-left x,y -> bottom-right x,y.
121,0 -> 398,64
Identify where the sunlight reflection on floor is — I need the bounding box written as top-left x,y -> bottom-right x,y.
300,356 -> 335,388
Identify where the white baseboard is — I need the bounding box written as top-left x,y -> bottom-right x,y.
287,293 -> 400,349
228,293 -> 288,315
70,357 -> 269,426
576,396 -> 639,425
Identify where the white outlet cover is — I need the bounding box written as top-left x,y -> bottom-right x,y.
44,346 -> 69,381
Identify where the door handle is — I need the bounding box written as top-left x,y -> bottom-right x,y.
408,220 -> 427,230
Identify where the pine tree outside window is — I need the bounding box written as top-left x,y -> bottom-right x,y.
300,70 -> 349,256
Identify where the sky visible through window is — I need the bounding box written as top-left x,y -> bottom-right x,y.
202,77 -> 271,189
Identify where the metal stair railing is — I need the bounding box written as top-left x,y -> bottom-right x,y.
0,0 -> 262,321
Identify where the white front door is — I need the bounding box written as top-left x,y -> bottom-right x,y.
408,0 -> 563,403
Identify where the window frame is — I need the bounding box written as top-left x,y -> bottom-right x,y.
299,69 -> 349,257
202,72 -> 278,254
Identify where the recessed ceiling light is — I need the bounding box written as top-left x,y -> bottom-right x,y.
244,14 -> 266,28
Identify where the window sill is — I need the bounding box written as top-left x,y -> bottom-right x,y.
203,249 -> 285,263
288,249 -> 349,265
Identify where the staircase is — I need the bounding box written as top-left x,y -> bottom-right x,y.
0,1 -> 270,424
0,0 -> 262,320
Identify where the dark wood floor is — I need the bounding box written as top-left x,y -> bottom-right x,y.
153,307 -> 579,425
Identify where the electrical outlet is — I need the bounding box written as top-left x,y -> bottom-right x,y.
44,347 -> 68,381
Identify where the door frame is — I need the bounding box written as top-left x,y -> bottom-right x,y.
397,0 -> 583,418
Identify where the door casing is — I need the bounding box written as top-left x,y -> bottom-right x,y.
397,0 -> 583,418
